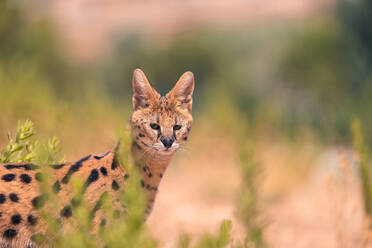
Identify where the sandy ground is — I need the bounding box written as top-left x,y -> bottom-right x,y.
147,144 -> 369,248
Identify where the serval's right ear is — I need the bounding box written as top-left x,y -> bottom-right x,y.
132,69 -> 160,110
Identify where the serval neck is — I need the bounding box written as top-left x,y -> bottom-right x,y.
131,141 -> 174,210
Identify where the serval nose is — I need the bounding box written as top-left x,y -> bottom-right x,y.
160,137 -> 174,148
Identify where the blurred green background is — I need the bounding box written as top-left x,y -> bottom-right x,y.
1,0 -> 372,246
1,0 -> 371,150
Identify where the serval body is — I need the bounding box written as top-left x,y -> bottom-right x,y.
0,69 -> 194,247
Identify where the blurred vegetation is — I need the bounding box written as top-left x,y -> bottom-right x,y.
1,0 -> 372,246
0,121 -> 263,247
351,119 -> 372,217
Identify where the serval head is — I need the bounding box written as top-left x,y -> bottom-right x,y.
130,69 -> 194,156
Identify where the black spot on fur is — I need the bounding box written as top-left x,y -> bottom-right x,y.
27,215 -> 37,226
62,155 -> 91,184
135,142 -> 142,150
159,173 -> 163,178
90,192 -> 107,219
32,195 -> 47,209
71,169 -> 99,206
2,174 -> 15,182
111,153 -> 119,170
9,193 -> 19,202
112,180 -> 119,191
183,136 -> 188,141
94,150 -> 110,160
140,179 -> 145,188
11,214 -> 22,225
139,133 -> 145,137
148,172 -> 152,178
0,194 -> 5,204
87,169 -> 99,185
100,218 -> 106,227
0,212 -> 2,217
35,172 -> 44,182
4,164 -> 38,170
100,167 -> 108,176
145,184 -> 158,191
141,141 -> 149,147
53,181 -> 61,193
20,174 -> 32,184
124,174 -> 129,180
60,206 -> 72,218
49,163 -> 66,169
3,229 -> 17,239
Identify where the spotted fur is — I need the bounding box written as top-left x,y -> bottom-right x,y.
0,69 -> 194,247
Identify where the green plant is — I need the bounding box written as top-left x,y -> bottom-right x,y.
351,118 -> 372,216
236,140 -> 266,248
0,120 -> 37,163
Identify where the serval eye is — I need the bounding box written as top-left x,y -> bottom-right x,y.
173,125 -> 182,131
150,123 -> 160,130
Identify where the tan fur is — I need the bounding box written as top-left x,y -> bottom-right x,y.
0,69 -> 194,247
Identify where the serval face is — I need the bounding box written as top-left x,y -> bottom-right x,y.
130,69 -> 194,155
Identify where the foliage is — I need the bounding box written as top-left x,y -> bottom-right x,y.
351,119 -> 372,216
236,140 -> 266,248
279,20 -> 372,145
339,0 -> 372,84
0,120 -> 36,163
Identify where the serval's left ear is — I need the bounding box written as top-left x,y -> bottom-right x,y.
166,71 -> 194,112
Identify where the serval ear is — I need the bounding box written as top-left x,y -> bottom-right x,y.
166,71 -> 194,112
132,69 -> 160,110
